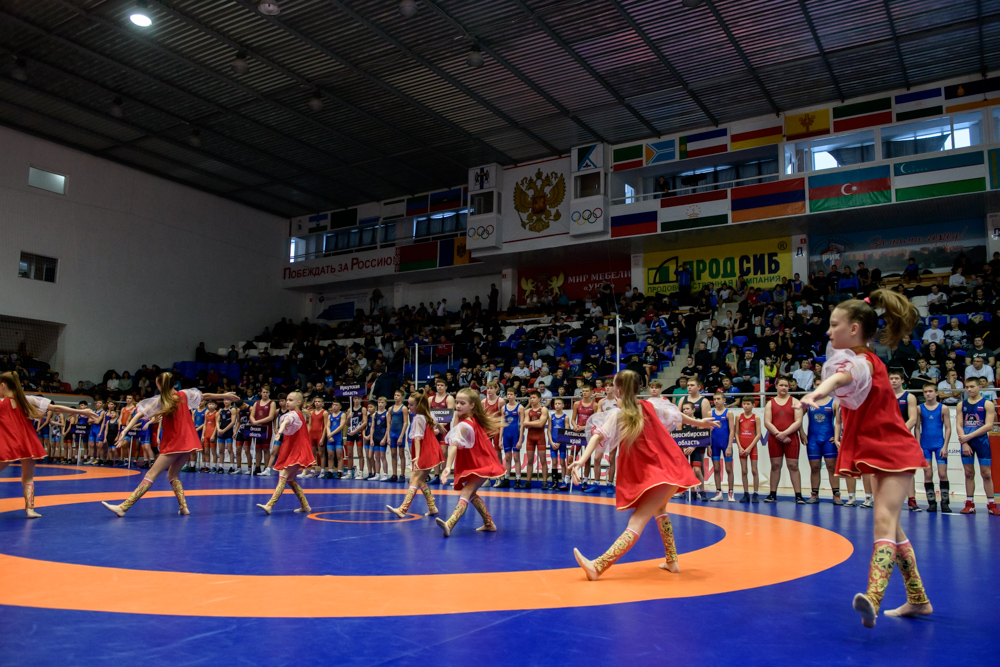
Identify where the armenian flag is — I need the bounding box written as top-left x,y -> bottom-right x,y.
731,179 -> 806,223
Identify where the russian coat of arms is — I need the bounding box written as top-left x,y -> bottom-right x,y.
513,169 -> 566,233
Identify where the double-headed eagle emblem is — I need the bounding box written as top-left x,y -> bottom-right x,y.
513,169 -> 565,233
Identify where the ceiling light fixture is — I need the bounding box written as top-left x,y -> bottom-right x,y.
466,45 -> 484,69
399,0 -> 418,18
257,1 -> 281,16
130,0 -> 153,27
188,129 -> 202,147
308,96 -> 324,112
681,0 -> 705,7
10,57 -> 27,81
231,51 -> 250,75
109,97 -> 124,118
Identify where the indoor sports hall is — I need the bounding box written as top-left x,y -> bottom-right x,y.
2,1 -> 999,665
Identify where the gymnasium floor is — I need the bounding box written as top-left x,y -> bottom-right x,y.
1,464 -> 996,666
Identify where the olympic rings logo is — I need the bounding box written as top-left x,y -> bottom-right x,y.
467,225 -> 495,240
571,208 -> 603,225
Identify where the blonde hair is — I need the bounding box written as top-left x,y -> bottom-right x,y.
456,388 -> 502,436
150,372 -> 180,420
613,370 -> 644,450
408,391 -> 436,428
835,289 -> 919,347
0,371 -> 43,420
286,391 -> 304,410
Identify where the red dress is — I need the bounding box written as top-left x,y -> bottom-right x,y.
0,398 -> 47,462
274,411 -> 317,470
835,349 -> 928,477
157,391 -> 202,455
410,416 -> 444,471
448,417 -> 504,489
596,401 -> 700,510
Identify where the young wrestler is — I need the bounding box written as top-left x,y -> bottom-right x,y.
256,392 -> 315,515
916,384 -> 951,513
522,390 -> 549,490
345,396 -> 367,480
303,396 -> 327,478
216,397 -> 238,474
708,392 -> 735,501
763,377 -> 804,503
34,411 -> 51,461
386,391 -> 443,518
438,388 -> 505,536
102,403 -> 120,467
387,390 -> 409,482
735,396 -> 761,502
249,387 -> 277,475
235,400 -> 253,474
324,399 -> 346,479
192,399 -> 208,472
261,393 -> 289,477
570,370 -> 718,580
103,373 -> 236,517
483,382 -> 504,460
137,412 -> 155,469
0,372 -> 95,518
495,388 -> 523,488
547,397 -> 570,491
202,400 -> 218,472
571,383 -> 599,490
118,396 -> 137,467
359,401 -> 377,479
428,379 -> 455,483
955,379 -> 997,515
890,371 -> 921,512
86,399 -> 106,465
677,402 -> 709,500
802,291 -> 931,628
802,378 -> 842,505
371,397 -> 389,480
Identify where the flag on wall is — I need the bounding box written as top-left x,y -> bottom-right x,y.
808,165 -> 891,212
989,149 -> 1000,190
785,109 -> 830,141
679,128 -> 728,159
894,152 -> 986,202
612,144 -> 644,171
730,119 -> 784,151
731,178 -> 806,223
396,241 -> 438,272
306,213 -> 329,234
610,210 -> 657,238
437,237 -> 471,267
644,139 -> 675,166
944,77 -> 1000,113
832,97 -> 892,132
355,202 -> 381,226
659,190 -> 729,233
406,195 -> 429,216
429,187 -> 464,213
382,198 -> 406,221
573,144 -> 603,171
894,88 -> 943,122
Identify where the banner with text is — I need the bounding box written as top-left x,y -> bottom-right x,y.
282,247 -> 396,287
518,258 -> 631,305
643,237 -> 792,296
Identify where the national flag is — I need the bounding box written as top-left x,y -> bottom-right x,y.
429,187 -> 463,213
659,190 -> 728,233
679,128 -> 727,159
989,149 -> 1000,190
610,210 -> 657,238
894,152 -> 986,202
307,213 -> 329,234
406,195 -> 429,216
328,208 -> 357,230
574,144 -> 602,171
438,237 -> 471,268
396,241 -> 438,272
832,97 -> 892,132
644,139 -> 675,166
382,198 -> 406,220
731,178 -> 806,223
894,88 -> 943,122
944,77 -> 1000,113
784,109 -> 830,141
730,119 -> 783,151
808,165 -> 891,212
612,144 -> 644,171
355,202 -> 381,226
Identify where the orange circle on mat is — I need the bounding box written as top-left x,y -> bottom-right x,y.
0,464 -> 140,482
308,510 -> 421,523
0,489 -> 853,618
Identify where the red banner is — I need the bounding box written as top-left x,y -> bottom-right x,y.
518,259 -> 631,305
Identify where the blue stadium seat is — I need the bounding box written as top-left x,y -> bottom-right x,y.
623,341 -> 644,355
732,336 -> 748,347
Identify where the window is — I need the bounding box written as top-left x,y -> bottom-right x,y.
624,183 -> 635,205
289,238 -> 300,262
470,192 -> 494,215
18,252 -> 58,283
381,222 -> 397,244
993,108 -> 1000,144
413,211 -> 468,241
949,111 -> 983,149
785,130 -> 875,173
881,116 -> 952,159
575,172 -> 602,198
28,167 -> 66,195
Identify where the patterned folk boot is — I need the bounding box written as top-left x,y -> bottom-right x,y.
24,480 -> 40,519
884,540 -> 932,617
853,539 -> 897,628
170,478 -> 190,515
102,477 -> 153,517
257,477 -> 287,515
287,480 -> 311,513
655,514 -> 678,571
470,495 -> 496,532
574,528 -> 639,581
387,486 -> 418,518
436,497 -> 468,537
420,483 -> 438,516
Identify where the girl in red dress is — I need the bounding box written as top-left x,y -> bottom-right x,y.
386,391 -> 443,518
801,291 -> 931,629
568,370 -> 719,581
103,372 -> 236,517
437,389 -> 505,537
0,372 -> 95,518
257,392 -> 316,515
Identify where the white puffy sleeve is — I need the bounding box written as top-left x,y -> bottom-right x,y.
408,414 -> 427,440
136,396 -> 162,418
277,411 -> 303,435
586,410 -> 621,454
181,388 -> 203,411
444,421 -> 475,449
27,395 -> 52,414
821,344 -> 873,410
648,399 -> 684,432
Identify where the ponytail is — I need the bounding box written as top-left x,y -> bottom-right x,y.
834,290 -> 919,347
151,372 -> 180,419
408,390 -> 436,429
0,372 -> 43,420
613,370 -> 644,450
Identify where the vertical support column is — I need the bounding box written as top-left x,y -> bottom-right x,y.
631,253 -> 645,293
790,234 -> 809,282
501,268 -> 516,311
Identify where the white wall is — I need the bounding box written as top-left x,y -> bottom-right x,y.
0,126 -> 306,384
399,274 -> 499,313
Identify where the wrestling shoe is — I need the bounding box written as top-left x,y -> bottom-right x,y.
709,492 -> 724,502
926,499 -> 937,512
604,484 -> 615,496
960,500 -> 976,514
832,495 -> 844,506
908,498 -> 923,512
582,483 -> 601,494
860,497 -> 873,509
751,493 -> 760,503
762,493 -> 777,503
727,492 -> 736,502
940,498 -> 952,513
739,493 -> 750,503
805,495 -> 819,504
987,502 -> 999,516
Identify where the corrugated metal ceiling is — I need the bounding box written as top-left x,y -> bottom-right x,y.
0,0 -> 996,218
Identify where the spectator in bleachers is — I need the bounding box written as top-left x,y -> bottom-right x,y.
921,318 -> 945,347
968,337 -> 995,367
965,355 -> 994,384
926,284 -> 947,315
